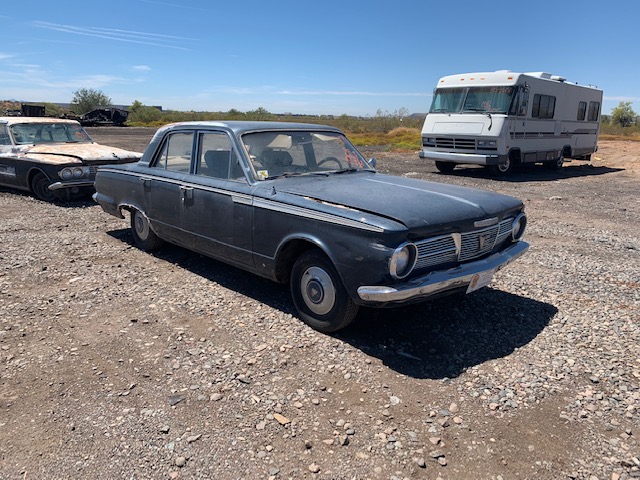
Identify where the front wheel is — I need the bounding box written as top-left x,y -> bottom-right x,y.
30,172 -> 57,202
489,157 -> 514,176
130,209 -> 164,251
435,161 -> 456,173
290,250 -> 359,333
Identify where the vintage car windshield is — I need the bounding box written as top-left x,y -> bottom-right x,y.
430,86 -> 515,114
10,122 -> 93,145
241,130 -> 373,180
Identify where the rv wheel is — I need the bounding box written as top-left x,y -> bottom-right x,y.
490,157 -> 513,176
544,156 -> 564,170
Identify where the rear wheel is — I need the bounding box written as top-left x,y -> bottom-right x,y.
130,209 -> 164,251
30,172 -> 57,202
544,155 -> 564,170
435,161 -> 456,173
290,250 -> 359,333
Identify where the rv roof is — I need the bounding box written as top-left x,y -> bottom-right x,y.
436,71 -> 571,88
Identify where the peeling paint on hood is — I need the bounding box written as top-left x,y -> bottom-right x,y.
11,143 -> 142,165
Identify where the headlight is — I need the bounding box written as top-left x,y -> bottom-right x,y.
390,243 -> 417,279
58,167 -> 89,180
72,167 -> 84,178
477,140 -> 497,147
60,168 -> 73,180
511,213 -> 527,240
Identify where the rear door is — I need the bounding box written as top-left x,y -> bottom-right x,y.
0,125 -> 20,188
144,130 -> 195,244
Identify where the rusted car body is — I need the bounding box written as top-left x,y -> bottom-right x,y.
0,117 -> 142,201
94,121 -> 529,332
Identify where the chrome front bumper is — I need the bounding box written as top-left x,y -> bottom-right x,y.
357,241 -> 529,303
419,150 -> 505,166
49,180 -> 95,191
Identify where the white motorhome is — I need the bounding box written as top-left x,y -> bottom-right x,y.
419,70 -> 603,174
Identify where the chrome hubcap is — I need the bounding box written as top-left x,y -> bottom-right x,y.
300,266 -> 335,316
134,212 -> 149,240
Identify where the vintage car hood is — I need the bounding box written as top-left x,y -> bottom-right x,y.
272,172 -> 522,229
13,143 -> 142,165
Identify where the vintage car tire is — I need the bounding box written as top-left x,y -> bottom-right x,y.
130,209 -> 164,251
435,161 -> 456,173
30,172 -> 57,202
290,250 -> 359,333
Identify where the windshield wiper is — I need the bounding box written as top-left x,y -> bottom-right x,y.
332,168 -> 360,175
265,171 -> 330,180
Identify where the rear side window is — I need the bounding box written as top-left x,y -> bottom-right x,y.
0,125 -> 10,145
153,132 -> 194,172
577,101 -> 587,121
532,94 -> 556,119
588,101 -> 600,121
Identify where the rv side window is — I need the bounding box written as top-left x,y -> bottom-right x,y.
532,94 -> 556,119
577,102 -> 587,121
588,101 -> 600,121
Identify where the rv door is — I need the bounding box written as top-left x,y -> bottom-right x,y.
509,85 -> 529,140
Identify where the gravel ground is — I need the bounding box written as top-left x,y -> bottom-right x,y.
0,128 -> 638,480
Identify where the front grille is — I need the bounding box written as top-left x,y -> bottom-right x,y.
413,218 -> 513,270
422,136 -> 498,151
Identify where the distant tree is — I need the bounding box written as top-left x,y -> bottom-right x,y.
127,100 -> 162,124
610,101 -> 637,127
247,107 -> 273,121
71,88 -> 112,115
42,102 -> 65,117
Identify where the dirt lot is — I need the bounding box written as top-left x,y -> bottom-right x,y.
1,128 -> 639,480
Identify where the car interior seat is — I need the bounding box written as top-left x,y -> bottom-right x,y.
203,150 -> 231,178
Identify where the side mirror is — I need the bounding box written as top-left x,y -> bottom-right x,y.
367,157 -> 377,168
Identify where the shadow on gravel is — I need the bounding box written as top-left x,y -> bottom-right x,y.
443,163 -> 623,183
108,228 -> 556,380
337,289 -> 556,380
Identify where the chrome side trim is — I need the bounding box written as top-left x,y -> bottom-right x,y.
254,198 -> 385,233
49,180 -> 94,191
357,241 -> 529,303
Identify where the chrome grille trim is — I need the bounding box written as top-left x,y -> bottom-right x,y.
413,218 -> 513,270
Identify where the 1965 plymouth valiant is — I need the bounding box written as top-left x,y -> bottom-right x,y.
93,121 -> 529,332
0,116 -> 142,201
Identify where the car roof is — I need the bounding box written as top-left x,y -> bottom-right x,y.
160,120 -> 343,135
0,116 -> 81,126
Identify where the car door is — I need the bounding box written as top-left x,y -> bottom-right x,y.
144,130 -> 195,244
0,125 -> 19,188
180,130 -> 254,267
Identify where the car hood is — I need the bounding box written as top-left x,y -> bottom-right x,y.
14,143 -> 142,165
273,172 -> 522,229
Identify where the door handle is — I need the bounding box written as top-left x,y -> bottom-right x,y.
180,186 -> 193,203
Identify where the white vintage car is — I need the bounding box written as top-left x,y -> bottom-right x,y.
0,116 -> 142,201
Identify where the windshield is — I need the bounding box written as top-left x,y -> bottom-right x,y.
241,130 -> 373,180
10,122 -> 93,145
430,86 -> 515,114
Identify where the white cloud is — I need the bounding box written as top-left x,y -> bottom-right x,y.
132,65 -> 151,72
32,21 -> 194,50
0,53 -> 14,61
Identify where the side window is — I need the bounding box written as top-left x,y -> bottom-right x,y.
0,125 -> 11,145
577,101 -> 587,121
532,94 -> 556,119
509,88 -> 529,116
198,132 -> 244,180
153,132 -> 194,172
588,101 -> 600,121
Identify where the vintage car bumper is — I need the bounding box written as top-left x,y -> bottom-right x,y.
49,180 -> 95,191
357,240 -> 529,304
419,150 -> 507,166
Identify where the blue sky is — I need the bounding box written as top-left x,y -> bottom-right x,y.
0,0 -> 637,116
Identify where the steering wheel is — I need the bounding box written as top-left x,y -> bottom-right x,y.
317,157 -> 341,168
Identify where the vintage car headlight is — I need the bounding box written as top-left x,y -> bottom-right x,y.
390,243 -> 417,279
59,167 -> 90,180
511,213 -> 527,240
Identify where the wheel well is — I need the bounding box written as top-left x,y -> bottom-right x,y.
274,239 -> 321,283
26,168 -> 49,188
508,149 -> 521,163
562,145 -> 572,158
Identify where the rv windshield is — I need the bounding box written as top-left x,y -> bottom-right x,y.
430,86 -> 515,114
